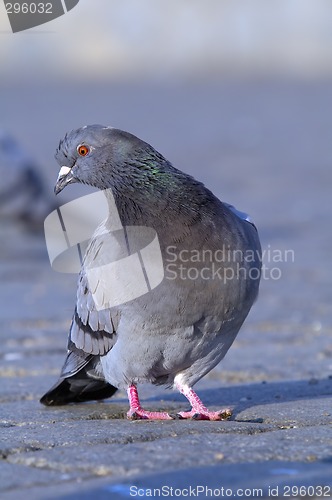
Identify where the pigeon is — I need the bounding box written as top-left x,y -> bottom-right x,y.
0,129 -> 56,230
40,125 -> 261,420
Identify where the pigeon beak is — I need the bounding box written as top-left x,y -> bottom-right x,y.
54,166 -> 75,195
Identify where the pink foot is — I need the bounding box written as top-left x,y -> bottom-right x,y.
177,408 -> 232,420
127,407 -> 173,420
126,385 -> 173,420
126,383 -> 232,421
175,379 -> 232,421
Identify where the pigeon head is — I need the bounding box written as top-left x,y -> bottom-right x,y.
54,125 -> 171,196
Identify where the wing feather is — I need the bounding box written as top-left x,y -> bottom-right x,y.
67,228 -> 120,356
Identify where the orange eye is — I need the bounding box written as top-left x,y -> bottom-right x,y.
77,144 -> 90,156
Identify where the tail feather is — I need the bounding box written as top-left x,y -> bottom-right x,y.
40,351 -> 117,406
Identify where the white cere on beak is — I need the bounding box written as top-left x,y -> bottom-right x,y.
57,166 -> 71,180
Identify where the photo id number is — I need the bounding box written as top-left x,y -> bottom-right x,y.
5,3 -> 53,14
283,485 -> 331,497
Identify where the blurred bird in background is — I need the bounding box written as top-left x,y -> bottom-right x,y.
0,129 -> 56,231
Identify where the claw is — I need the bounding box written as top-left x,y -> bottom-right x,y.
219,409 -> 232,420
127,411 -> 148,420
170,413 -> 183,420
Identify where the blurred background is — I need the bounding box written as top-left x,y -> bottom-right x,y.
0,0 -> 331,393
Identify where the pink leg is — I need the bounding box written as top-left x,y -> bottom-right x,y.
126,385 -> 173,420
175,381 -> 232,421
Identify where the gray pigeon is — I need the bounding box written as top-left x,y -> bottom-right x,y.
40,125 -> 261,420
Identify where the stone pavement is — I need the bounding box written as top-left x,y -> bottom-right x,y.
0,81 -> 332,499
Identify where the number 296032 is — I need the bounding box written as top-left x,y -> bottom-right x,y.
5,3 -> 53,14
